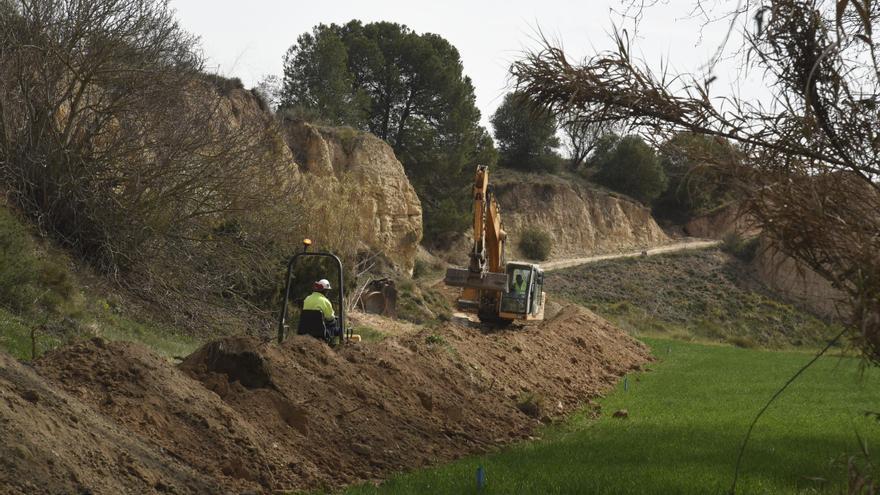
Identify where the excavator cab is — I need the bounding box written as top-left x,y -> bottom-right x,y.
498,263 -> 545,321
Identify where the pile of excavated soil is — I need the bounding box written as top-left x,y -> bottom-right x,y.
33,338 -> 273,493
13,304 -> 650,493
349,309 -> 421,337
0,350 -> 218,495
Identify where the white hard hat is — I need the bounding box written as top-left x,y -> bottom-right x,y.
313,279 -> 331,290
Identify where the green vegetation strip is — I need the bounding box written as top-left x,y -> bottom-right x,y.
345,339 -> 879,494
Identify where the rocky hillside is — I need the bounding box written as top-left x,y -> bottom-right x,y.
282,121 -> 423,273
493,171 -> 669,260
219,88 -> 423,273
222,90 -> 674,271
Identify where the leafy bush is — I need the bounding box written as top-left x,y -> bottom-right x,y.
721,232 -> 759,262
591,135 -> 668,204
653,133 -> 738,222
519,227 -> 553,260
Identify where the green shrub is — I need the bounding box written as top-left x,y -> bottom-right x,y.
0,207 -> 76,316
591,134 -> 668,204
412,259 -> 429,279
519,227 -> 552,260
721,232 -> 759,262
0,210 -> 39,311
425,333 -> 446,345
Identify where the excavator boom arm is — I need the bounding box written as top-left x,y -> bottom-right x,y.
445,165 -> 507,292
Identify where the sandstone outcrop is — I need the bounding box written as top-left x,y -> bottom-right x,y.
492,172 -> 669,260
281,121 -> 422,273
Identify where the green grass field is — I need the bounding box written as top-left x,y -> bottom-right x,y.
344,338 -> 879,495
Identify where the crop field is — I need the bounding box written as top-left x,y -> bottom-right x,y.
344,338 -> 879,495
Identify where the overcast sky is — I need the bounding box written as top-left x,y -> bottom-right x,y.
169,0 -> 760,129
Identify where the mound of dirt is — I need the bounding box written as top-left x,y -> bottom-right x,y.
21,305 -> 649,493
34,338 -> 274,493
0,346 -> 218,495
178,304 -> 650,490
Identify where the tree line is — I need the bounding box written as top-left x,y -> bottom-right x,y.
277,20 -> 495,245
489,91 -> 735,220
279,23 -> 732,236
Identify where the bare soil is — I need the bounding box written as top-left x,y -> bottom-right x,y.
0,348 -> 219,495
3,305 -> 649,494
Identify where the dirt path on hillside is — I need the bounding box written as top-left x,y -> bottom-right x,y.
2,305 -> 649,494
542,239 -> 721,272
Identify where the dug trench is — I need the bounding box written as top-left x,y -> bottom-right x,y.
10,305 -> 649,494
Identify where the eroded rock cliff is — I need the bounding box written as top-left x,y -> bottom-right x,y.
281,121 -> 423,273
493,172 -> 669,260
752,238 -> 845,318
683,204 -> 757,239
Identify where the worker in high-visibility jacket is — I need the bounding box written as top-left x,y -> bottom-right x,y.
512,273 -> 528,295
303,279 -> 340,336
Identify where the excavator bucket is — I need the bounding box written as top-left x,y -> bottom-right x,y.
444,268 -> 508,291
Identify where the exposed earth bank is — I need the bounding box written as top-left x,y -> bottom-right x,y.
493,171 -> 669,261
1,305 -> 649,494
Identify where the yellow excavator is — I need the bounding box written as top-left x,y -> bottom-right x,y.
444,165 -> 546,323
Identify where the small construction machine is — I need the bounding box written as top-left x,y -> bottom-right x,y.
444,165 -> 546,323
277,239 -> 354,344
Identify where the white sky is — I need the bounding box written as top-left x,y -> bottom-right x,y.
169,0 -> 764,129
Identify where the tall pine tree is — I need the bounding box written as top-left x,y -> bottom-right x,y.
280,21 -> 496,244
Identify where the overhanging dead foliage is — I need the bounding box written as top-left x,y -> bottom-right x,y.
513,0 -> 880,362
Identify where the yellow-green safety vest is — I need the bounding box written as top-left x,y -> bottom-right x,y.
303,292 -> 335,321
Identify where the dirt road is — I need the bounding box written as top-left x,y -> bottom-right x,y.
542,239 -> 721,272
